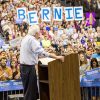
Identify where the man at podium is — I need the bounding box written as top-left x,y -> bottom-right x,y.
20,25 -> 64,100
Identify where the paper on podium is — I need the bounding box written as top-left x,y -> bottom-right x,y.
39,57 -> 55,65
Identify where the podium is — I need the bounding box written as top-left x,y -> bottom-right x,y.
38,54 -> 81,100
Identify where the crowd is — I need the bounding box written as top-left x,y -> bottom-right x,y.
0,0 -> 99,80
0,48 -> 20,81
0,1 -> 99,100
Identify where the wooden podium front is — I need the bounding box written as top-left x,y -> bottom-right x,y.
38,54 -> 81,100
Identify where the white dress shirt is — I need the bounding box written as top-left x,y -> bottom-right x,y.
20,35 -> 49,65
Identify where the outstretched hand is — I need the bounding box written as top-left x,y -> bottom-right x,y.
57,56 -> 64,62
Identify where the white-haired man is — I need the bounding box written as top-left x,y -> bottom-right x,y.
20,25 -> 64,100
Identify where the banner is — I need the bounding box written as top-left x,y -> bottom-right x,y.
85,67 -> 100,80
0,80 -> 23,92
80,76 -> 100,87
0,77 -> 100,92
80,68 -> 100,87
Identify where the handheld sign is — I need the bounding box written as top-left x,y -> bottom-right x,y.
28,11 -> 38,25
85,67 -> 100,81
17,6 -> 84,23
17,7 -> 27,20
41,7 -> 51,22
53,7 -> 63,21
64,7 -> 74,21
74,6 -> 83,21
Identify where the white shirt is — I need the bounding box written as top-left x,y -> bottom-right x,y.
20,35 -> 49,65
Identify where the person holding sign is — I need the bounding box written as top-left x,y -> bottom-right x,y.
88,58 -> 100,100
20,25 -> 64,100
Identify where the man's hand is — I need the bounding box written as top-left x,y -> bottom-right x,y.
49,53 -> 64,62
57,56 -> 64,62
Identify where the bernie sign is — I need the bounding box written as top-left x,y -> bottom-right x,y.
17,6 -> 83,25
